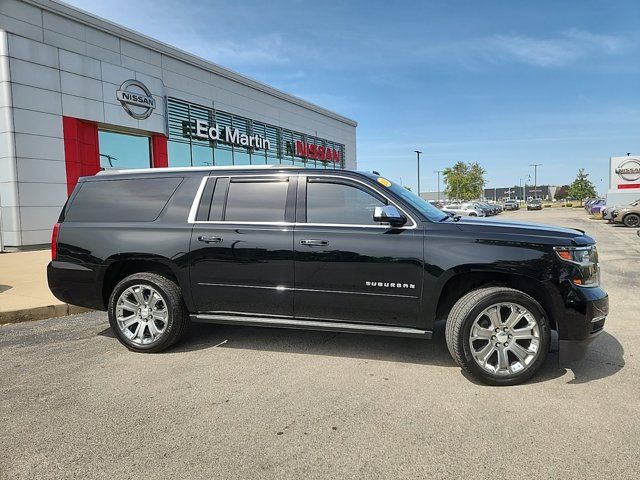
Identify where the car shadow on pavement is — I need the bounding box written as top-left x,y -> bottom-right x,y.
167,319 -> 457,367
98,321 -> 624,385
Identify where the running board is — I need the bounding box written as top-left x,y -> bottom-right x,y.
191,313 -> 432,339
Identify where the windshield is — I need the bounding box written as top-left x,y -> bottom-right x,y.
361,172 -> 449,222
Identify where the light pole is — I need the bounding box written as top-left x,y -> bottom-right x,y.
434,170 -> 443,202
414,150 -> 422,196
529,163 -> 542,200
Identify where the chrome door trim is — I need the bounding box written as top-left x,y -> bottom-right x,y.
197,282 -> 418,299
187,173 -> 418,229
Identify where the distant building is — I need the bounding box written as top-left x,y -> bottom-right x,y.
420,191 -> 449,202
484,185 -> 558,201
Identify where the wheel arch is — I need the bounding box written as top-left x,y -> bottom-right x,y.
434,269 -> 558,332
100,255 -> 191,311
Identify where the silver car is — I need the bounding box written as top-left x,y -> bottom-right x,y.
442,203 -> 486,217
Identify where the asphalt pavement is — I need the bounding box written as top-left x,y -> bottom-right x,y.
1,207 -> 638,479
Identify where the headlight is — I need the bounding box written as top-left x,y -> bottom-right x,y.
554,245 -> 599,287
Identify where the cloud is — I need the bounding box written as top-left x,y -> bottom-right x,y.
418,29 -> 631,68
486,29 -> 628,67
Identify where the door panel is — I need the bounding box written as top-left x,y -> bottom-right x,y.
293,176 -> 424,327
293,226 -> 423,326
189,174 -> 295,316
190,224 -> 294,315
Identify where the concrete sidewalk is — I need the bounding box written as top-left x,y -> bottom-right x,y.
0,249 -> 89,323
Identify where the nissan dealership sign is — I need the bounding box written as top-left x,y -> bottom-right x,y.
611,156 -> 640,190
116,79 -> 156,120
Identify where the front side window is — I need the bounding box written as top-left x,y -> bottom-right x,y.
99,130 -> 151,170
224,179 -> 289,222
306,180 -> 386,225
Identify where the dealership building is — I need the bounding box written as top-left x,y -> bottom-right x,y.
0,0 -> 357,247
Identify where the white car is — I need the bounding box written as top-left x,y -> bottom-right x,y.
442,203 -> 486,217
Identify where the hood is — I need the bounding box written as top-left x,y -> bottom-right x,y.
452,217 -> 593,246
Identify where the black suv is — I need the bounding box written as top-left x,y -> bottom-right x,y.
48,166 -> 608,385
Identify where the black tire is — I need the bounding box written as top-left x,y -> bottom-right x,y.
108,272 -> 190,353
469,212 -> 477,217
445,286 -> 551,386
623,213 -> 640,228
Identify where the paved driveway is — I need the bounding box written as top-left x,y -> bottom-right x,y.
1,208 -> 638,479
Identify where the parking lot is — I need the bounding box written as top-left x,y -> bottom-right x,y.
1,207 -> 639,480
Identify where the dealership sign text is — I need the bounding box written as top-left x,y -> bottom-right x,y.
190,119 -> 271,150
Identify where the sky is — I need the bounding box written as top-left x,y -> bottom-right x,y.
65,0 -> 640,194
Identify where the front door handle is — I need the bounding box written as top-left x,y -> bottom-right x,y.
198,235 -> 223,244
300,239 -> 329,247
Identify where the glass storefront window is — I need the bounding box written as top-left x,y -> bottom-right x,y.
234,150 -> 251,165
168,141 -> 191,167
215,147 -> 233,166
192,145 -> 214,167
99,130 -> 151,170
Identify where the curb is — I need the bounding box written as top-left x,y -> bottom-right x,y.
0,304 -> 93,324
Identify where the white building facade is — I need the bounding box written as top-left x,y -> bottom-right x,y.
0,0 -> 357,247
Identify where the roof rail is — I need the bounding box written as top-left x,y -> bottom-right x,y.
96,165 -> 300,175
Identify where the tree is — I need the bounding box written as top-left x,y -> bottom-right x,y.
568,169 -> 597,205
555,185 -> 570,201
442,161 -> 486,201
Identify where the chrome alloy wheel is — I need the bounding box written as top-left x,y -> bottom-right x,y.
469,302 -> 541,376
115,285 -> 168,345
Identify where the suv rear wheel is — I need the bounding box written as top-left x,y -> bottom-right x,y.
108,272 -> 189,353
445,287 -> 550,385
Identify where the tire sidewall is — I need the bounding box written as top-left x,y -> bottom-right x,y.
458,290 -> 551,385
108,274 -> 180,352
623,213 -> 640,227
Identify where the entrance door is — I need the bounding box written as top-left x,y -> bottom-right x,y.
293,175 -> 424,327
189,174 -> 296,316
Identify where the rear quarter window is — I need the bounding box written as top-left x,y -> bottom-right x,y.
65,177 -> 183,222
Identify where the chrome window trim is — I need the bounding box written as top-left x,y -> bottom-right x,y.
187,173 -> 418,229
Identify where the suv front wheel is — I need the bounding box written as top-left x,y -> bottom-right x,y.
108,272 -> 190,353
446,287 -> 550,385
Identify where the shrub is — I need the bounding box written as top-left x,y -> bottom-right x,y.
561,204 -> 566,207
566,203 -> 573,207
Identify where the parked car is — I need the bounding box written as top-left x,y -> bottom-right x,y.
527,199 -> 543,211
442,203 -> 486,217
588,199 -> 606,215
48,166 -> 608,386
504,200 -> 519,211
604,199 -> 639,222
611,201 -> 640,227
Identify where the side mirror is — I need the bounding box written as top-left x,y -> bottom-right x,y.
373,205 -> 406,227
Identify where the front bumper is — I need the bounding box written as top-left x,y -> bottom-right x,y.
556,286 -> 608,363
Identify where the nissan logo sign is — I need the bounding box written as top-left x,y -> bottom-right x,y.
615,158 -> 640,182
116,79 -> 156,120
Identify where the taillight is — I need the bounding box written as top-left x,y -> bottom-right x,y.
51,223 -> 60,260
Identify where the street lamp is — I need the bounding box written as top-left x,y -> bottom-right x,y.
414,150 -> 422,195
529,163 -> 542,200
434,170 -> 443,202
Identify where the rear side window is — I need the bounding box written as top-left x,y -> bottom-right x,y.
65,177 -> 183,222
224,178 -> 289,222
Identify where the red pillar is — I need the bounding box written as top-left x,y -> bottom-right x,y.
62,117 -> 100,195
151,134 -> 168,168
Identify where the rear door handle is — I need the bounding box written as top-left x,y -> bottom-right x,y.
300,239 -> 329,247
198,235 -> 223,244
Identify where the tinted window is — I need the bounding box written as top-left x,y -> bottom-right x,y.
224,179 -> 288,222
66,177 -> 183,222
306,181 -> 385,225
